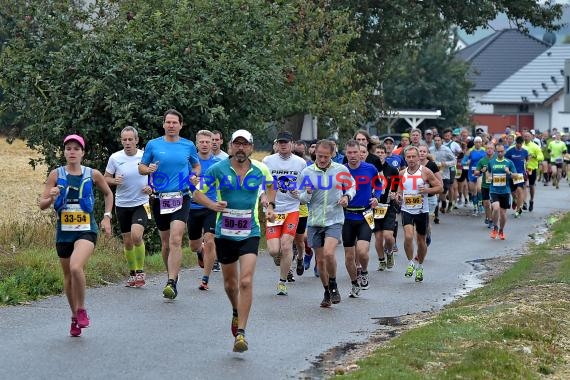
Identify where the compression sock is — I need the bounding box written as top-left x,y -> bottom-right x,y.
133,242 -> 146,271
124,247 -> 136,272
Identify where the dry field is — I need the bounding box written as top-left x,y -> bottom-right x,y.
0,139 -> 270,223
0,138 -> 48,223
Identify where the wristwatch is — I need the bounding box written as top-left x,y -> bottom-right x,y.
103,212 -> 112,220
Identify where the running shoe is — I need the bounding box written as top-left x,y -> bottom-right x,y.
277,282 -> 288,296
415,268 -> 424,282
349,283 -> 360,298
360,273 -> 370,290
212,261 -> 221,272
198,280 -> 209,291
330,285 -> 341,304
393,244 -> 399,253
522,202 -> 528,211
433,217 -> 440,224
196,249 -> 204,268
514,209 -> 522,218
499,231 -> 505,240
320,290 -> 332,308
405,264 -> 415,277
287,269 -> 295,282
378,259 -> 387,271
126,275 -> 136,287
386,251 -> 394,269
233,333 -> 248,353
70,317 -> 81,337
447,202 -> 453,212
163,281 -> 178,299
529,201 -> 534,212
296,258 -> 304,276
490,228 -> 498,240
231,315 -> 239,337
303,253 -> 312,270
76,308 -> 90,328
135,272 -> 145,287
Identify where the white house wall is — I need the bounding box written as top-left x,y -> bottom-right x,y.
551,95 -> 570,133
469,91 -> 494,113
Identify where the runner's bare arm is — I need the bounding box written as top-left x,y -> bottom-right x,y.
39,170 -> 59,210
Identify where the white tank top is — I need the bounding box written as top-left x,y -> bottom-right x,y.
401,166 -> 429,214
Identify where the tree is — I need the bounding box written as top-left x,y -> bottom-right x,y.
0,0 -> 365,171
381,32 -> 471,130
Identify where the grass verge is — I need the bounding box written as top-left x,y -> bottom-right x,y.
336,212 -> 570,379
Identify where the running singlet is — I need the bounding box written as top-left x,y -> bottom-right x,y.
56,172 -> 98,242
105,149 -> 148,207
400,166 -> 429,215
262,153 -> 307,214
476,155 -> 494,188
344,161 -> 382,221
488,157 -> 516,195
201,159 -> 273,241
467,148 -> 486,181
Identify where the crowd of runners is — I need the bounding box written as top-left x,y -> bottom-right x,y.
40,109 -> 569,351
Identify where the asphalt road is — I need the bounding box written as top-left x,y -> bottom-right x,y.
0,184 -> 568,379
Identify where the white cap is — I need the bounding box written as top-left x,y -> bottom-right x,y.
474,136 -> 483,143
530,129 -> 536,135
231,129 -> 253,144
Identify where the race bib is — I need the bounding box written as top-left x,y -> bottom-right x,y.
221,208 -> 252,237
159,192 -> 183,214
511,173 -> 524,185
492,173 -> 507,186
403,194 -> 423,209
266,213 -> 286,227
143,202 -> 152,219
363,209 -> 375,230
61,204 -> 90,231
485,173 -> 492,185
374,204 -> 389,219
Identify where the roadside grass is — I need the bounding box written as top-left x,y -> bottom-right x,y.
337,212 -> 570,379
0,216 -> 198,306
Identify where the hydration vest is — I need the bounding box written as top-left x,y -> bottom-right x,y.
53,166 -> 95,213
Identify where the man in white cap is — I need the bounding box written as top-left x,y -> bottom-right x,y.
193,129 -> 276,353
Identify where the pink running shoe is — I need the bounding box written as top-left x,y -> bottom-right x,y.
76,308 -> 90,328
70,317 -> 81,337
135,272 -> 146,287
126,275 -> 136,287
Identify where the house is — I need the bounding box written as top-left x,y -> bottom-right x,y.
481,44 -> 570,135
456,29 -> 551,133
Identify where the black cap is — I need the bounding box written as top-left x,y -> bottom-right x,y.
276,131 -> 293,142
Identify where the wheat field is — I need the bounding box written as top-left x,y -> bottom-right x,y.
0,139 -> 48,223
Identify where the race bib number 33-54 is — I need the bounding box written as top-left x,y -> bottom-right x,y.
61,204 -> 90,231
221,208 -> 252,237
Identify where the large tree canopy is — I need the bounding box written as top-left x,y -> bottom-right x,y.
0,0 -> 364,170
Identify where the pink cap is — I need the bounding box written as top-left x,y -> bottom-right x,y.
63,134 -> 85,149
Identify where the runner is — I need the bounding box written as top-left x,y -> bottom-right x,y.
466,136 -> 486,216
188,130 -> 221,291
488,144 -> 517,240
474,143 -> 495,228
372,144 -> 399,272
104,126 -> 152,288
342,140 -> 381,297
522,131 -> 543,212
262,131 -> 307,296
138,109 -> 201,299
39,134 -> 113,337
429,136 -> 456,223
547,133 -> 567,189
192,129 -> 276,353
395,146 -> 442,282
505,136 -> 528,217
299,140 -> 356,307
211,130 -> 229,159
